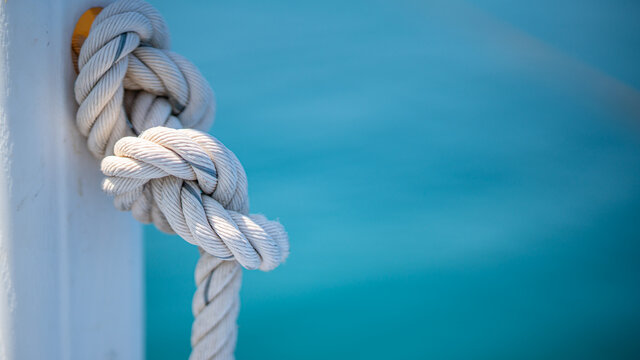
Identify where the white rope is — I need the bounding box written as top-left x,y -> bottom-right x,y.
73,0 -> 289,358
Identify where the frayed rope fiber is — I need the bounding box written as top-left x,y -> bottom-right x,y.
73,0 -> 289,358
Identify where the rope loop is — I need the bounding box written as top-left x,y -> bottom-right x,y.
75,0 -> 214,159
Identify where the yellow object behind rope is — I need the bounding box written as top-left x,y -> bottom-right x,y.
71,7 -> 102,73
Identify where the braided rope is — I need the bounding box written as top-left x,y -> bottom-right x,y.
73,1 -> 289,358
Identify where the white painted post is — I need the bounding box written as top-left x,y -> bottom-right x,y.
0,1 -> 143,359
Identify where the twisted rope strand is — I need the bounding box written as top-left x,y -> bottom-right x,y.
73,0 -> 289,358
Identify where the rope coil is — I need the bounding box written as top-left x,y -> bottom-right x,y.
73,0 -> 289,358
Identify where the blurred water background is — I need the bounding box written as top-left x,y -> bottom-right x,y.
145,0 -> 640,358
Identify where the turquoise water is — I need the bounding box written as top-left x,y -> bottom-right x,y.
145,1 -> 640,358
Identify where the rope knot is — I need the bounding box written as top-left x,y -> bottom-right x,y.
101,127 -> 289,271
74,0 -> 288,271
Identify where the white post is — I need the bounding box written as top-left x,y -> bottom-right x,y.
0,1 -> 143,359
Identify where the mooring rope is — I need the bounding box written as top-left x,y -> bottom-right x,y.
73,0 -> 289,358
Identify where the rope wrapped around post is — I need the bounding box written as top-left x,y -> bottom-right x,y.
73,0 -> 289,358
